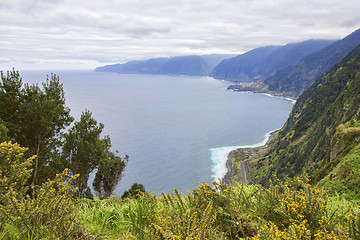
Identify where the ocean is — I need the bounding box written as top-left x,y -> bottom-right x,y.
20,70 -> 294,195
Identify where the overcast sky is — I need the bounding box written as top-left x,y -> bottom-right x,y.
1,0 -> 360,70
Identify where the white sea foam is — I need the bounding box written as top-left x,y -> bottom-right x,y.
261,93 -> 297,104
210,129 -> 279,181
210,145 -> 240,181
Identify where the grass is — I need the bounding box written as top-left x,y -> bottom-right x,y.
2,142 -> 360,239
71,179 -> 360,239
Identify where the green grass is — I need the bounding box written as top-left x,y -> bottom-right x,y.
70,180 -> 360,239
1,140 -> 360,239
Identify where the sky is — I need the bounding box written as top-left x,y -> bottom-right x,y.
1,0 -> 360,70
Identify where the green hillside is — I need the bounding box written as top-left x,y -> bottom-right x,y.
210,40 -> 334,82
264,28 -> 360,97
3,44 -> 360,239
251,44 -> 360,199
2,66 -> 360,239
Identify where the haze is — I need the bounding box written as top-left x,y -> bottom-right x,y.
1,0 -> 360,70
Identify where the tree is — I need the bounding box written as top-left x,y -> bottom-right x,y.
0,121 -> 9,143
93,152 -> 128,198
0,70 -> 73,186
0,69 -> 127,198
20,75 -> 73,186
0,69 -> 23,141
62,110 -> 127,198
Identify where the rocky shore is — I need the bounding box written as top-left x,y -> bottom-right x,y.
222,151 -> 234,184
222,130 -> 279,184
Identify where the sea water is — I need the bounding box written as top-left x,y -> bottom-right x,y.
19,70 -> 294,195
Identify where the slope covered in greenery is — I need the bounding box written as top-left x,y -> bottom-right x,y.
210,40 -> 334,82
2,54 -> 360,238
251,44 -> 360,199
264,28 -> 360,97
1,144 -> 360,239
3,39 -> 360,238
209,46 -> 281,81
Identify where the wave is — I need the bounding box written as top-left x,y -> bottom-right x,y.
209,129 -> 279,181
261,93 -> 297,104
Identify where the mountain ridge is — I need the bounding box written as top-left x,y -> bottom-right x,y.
95,54 -> 235,76
210,39 -> 335,82
264,28 -> 360,97
96,29 -> 360,100
249,43 -> 360,199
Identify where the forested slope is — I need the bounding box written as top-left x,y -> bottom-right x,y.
264,28 -> 360,97
252,44 -> 360,199
210,39 -> 334,82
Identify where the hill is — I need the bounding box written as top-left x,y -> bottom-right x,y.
4,44 -> 360,239
95,54 -> 234,76
250,44 -> 360,199
264,28 -> 360,97
210,39 -> 335,81
209,46 -> 281,81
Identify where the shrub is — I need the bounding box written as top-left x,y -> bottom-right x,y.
0,142 -> 86,239
253,176 -> 348,239
0,141 -> 34,199
122,183 -> 146,199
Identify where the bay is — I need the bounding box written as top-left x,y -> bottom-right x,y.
20,70 -> 293,195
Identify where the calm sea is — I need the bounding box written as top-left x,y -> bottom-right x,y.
20,70 -> 293,195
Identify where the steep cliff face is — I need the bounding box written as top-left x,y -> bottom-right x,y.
251,44 -> 360,198
209,46 -> 281,81
264,28 -> 360,97
210,39 -> 334,82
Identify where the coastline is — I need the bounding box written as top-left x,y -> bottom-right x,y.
226,81 -> 298,104
222,129 -> 279,184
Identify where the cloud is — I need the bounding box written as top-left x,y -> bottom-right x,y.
1,0 -> 360,69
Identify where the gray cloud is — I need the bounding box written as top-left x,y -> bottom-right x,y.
1,0 -> 360,70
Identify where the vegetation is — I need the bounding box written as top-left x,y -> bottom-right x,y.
264,28 -> 360,97
0,69 -> 127,198
210,40 -> 334,83
2,39 -> 360,238
252,44 -> 360,191
0,142 -> 85,239
2,147 -> 360,239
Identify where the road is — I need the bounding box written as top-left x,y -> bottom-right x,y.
240,159 -> 250,184
240,149 -> 255,184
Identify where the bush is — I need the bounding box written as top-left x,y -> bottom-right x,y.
252,176 -> 348,239
0,142 -> 87,239
122,183 -> 146,199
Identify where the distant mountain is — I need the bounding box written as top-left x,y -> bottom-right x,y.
158,55 -> 211,76
252,44 -> 360,199
95,58 -> 169,74
264,28 -> 360,97
95,54 -> 235,76
210,39 -> 335,82
209,46 -> 281,81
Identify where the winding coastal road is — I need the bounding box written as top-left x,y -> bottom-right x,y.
240,149 -> 255,184
240,159 -> 249,184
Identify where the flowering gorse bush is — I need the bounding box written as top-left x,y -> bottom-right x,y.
0,141 -> 34,198
1,141 -> 358,239
252,177 -> 347,239
0,142 -> 85,239
348,205 -> 360,239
